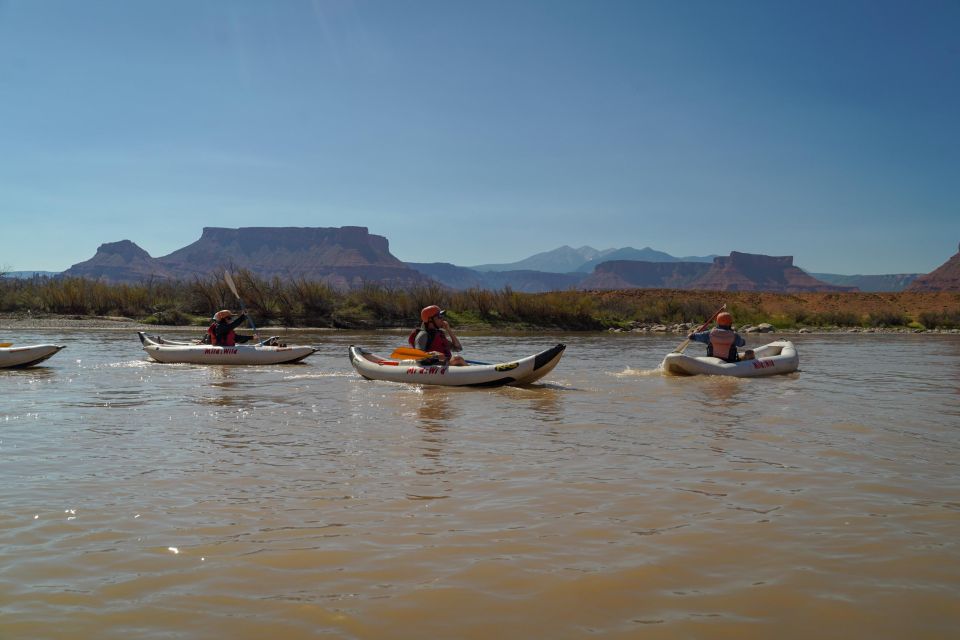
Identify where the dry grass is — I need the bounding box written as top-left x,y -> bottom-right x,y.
2,274 -> 958,329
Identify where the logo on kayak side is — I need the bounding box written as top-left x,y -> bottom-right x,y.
406,366 -> 447,376
495,362 -> 519,371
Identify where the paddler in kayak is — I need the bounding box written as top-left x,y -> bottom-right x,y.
686,311 -> 753,362
410,305 -> 466,366
207,309 -> 254,346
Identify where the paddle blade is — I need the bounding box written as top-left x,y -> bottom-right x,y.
390,347 -> 430,360
224,270 -> 239,298
0,342 -> 12,347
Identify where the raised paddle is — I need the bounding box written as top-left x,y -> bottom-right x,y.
224,270 -> 259,340
672,303 -> 726,354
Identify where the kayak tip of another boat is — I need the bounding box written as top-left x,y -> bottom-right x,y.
0,343 -> 66,368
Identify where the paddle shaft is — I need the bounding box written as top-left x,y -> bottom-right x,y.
390,346 -> 486,365
224,271 -> 258,336
673,303 -> 726,354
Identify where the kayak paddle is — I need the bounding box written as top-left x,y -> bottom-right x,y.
389,346 -> 487,365
390,347 -> 432,359
224,270 -> 259,340
673,303 -> 726,354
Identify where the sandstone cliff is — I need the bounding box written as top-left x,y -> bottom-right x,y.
64,227 -> 433,289
690,252 -> 853,292
579,252 -> 854,292
908,243 -> 960,291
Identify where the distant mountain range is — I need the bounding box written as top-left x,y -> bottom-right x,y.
469,245 -> 716,273
3,271 -> 59,279
811,273 -> 920,292
9,228 -> 956,293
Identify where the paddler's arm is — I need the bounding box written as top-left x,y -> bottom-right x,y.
439,319 -> 462,352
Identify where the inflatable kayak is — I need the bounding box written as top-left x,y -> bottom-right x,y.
138,332 -> 316,365
0,343 -> 66,368
349,343 -> 566,387
661,340 -> 799,377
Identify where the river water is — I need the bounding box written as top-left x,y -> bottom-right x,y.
1,329 -> 958,639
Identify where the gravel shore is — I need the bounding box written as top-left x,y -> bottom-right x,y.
0,313 -> 162,330
1,313 -> 956,334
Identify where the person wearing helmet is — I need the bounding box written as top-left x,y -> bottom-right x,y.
686,311 -> 748,362
409,305 -> 466,366
206,309 -> 252,346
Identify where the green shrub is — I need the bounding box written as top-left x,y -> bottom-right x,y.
865,310 -> 909,327
918,310 -> 960,330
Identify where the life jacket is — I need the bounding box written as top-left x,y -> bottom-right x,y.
409,327 -> 451,358
708,326 -> 738,362
208,321 -> 237,347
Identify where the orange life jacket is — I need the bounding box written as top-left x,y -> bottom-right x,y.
708,327 -> 738,362
208,322 -> 237,346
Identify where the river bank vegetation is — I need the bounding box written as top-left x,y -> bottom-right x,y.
1,272 -> 958,330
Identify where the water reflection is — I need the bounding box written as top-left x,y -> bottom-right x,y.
0,366 -> 58,380
416,389 -> 452,475
503,385 -> 564,423
200,372 -> 246,407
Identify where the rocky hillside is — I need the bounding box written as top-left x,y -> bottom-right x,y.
63,240 -> 178,282
908,244 -> 960,291
63,227 -> 434,289
580,252 -> 853,292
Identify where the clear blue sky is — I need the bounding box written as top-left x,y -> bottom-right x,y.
2,0 -> 958,275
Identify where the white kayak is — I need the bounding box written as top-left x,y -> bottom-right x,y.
349,343 -> 566,387
661,340 -> 799,377
138,332 -> 316,365
0,343 -> 66,368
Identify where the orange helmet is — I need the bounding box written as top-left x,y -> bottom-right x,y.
717,311 -> 733,326
420,305 -> 443,322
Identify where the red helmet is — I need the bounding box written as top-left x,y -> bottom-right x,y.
420,305 -> 443,322
717,311 -> 733,326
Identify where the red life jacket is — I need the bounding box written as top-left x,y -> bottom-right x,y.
708,327 -> 738,362
208,322 -> 237,346
409,328 -> 451,358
